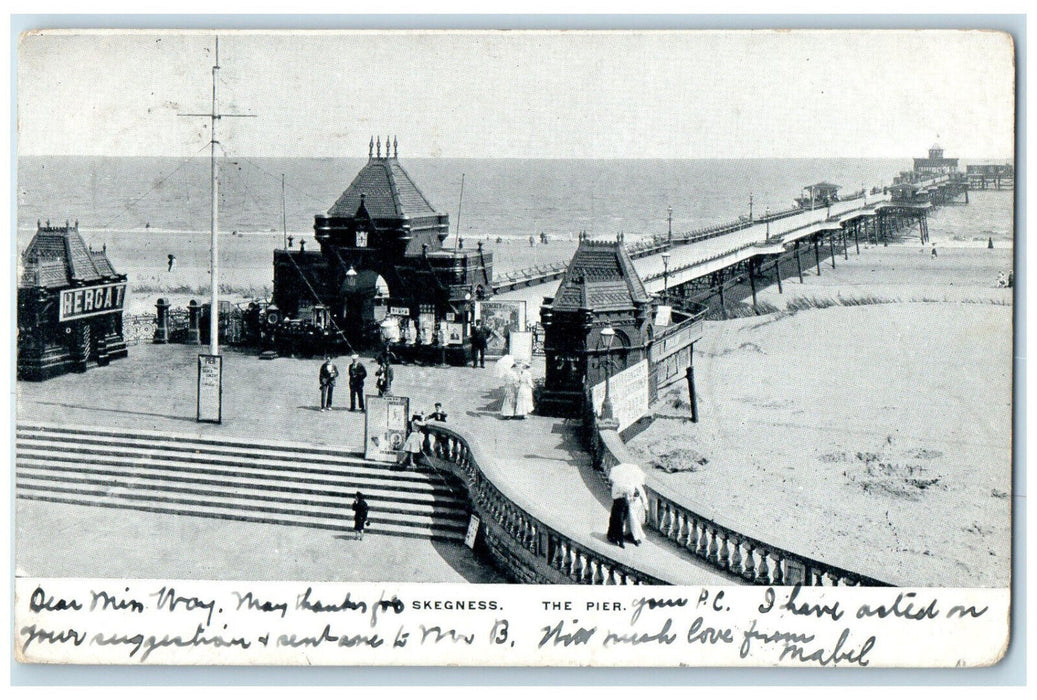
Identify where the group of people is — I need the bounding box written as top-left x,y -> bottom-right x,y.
499,360 -> 535,419
607,470 -> 648,548
398,402 -> 447,468
996,270 -> 1014,288
319,353 -> 394,412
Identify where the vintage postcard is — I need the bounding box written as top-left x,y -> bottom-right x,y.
12,27 -> 1015,667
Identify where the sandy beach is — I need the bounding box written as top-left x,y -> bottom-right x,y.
627,239 -> 1014,586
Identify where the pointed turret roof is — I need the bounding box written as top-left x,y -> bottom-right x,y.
549,240 -> 651,312
20,220 -> 121,289
327,138 -> 442,220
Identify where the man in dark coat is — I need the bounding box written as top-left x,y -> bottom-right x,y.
470,320 -> 488,368
318,355 -> 339,411
348,354 -> 367,412
352,491 -> 369,540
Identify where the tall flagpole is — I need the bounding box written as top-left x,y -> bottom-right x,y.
179,36 -> 254,423
179,36 -> 255,357
209,38 -> 220,356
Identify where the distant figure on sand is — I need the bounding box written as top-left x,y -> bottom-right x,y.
931,243 -> 938,258
997,271 -> 1007,288
352,491 -> 369,540
167,254 -> 176,272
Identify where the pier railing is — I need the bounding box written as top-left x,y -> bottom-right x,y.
423,423 -> 665,585
591,425 -> 891,587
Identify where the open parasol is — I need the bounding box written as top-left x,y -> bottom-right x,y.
609,462 -> 646,498
494,354 -> 517,379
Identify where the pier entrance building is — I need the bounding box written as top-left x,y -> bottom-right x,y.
272,138 -> 493,357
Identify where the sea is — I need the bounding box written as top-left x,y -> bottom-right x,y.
15,156 -> 1015,308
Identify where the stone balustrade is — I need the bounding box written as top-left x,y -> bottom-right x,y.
423,423 -> 666,585
592,427 -> 891,587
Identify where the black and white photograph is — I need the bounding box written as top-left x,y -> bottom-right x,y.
11,25 -> 1017,668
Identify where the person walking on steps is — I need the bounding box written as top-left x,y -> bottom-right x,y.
318,355 -> 339,412
352,491 -> 369,540
348,354 -> 367,412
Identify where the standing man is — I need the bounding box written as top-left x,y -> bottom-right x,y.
348,354 -> 367,412
470,320 -> 488,368
318,355 -> 339,412
352,491 -> 369,541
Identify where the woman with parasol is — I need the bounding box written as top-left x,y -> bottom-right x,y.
496,355 -> 519,419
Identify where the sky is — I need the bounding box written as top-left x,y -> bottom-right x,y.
17,29 -> 1017,160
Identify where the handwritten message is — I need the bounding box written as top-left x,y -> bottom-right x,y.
15,580 -> 1008,666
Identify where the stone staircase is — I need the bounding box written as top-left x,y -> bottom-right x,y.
14,422 -> 470,542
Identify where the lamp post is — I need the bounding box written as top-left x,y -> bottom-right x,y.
765,207 -> 770,241
661,252 -> 671,304
667,205 -> 673,245
599,326 -> 616,421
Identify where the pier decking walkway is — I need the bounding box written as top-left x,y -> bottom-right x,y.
15,343 -> 736,584
500,176 -> 953,322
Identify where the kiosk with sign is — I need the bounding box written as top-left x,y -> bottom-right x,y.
17,220 -> 129,380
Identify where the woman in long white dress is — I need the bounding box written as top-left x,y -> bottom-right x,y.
500,368 -> 519,418
514,362 -> 535,418
626,485 -> 648,546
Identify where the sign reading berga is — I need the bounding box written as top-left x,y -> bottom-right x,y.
58,282 -> 126,322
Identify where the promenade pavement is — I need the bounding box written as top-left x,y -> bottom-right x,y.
16,343 -> 735,585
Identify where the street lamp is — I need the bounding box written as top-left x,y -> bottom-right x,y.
765,207 -> 770,241
599,326 -> 616,421
661,252 -> 671,304
346,265 -> 358,289
667,205 -> 673,245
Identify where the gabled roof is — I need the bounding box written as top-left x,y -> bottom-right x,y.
327,156 -> 442,220
20,222 -> 121,289
549,241 -> 651,313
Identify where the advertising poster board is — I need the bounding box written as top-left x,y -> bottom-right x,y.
509,330 -> 533,363
474,300 -> 526,356
364,395 -> 410,463
196,354 -> 222,424
590,358 -> 649,431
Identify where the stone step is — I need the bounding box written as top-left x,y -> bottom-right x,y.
17,490 -> 465,541
16,458 -> 470,518
15,422 -> 470,543
15,441 -> 458,495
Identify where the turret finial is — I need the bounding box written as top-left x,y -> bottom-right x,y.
376,136 -> 381,159
369,136 -> 374,159
393,136 -> 398,158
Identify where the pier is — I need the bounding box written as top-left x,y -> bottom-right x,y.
17,162 -> 997,589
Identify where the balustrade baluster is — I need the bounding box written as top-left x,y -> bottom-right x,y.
561,542 -> 573,576
659,503 -> 673,538
756,550 -> 770,584
730,534 -> 743,576
827,572 -> 840,587
606,566 -> 617,585
676,512 -> 688,545
770,554 -> 784,585
593,560 -> 605,585
707,526 -> 720,564
696,523 -> 709,558
742,546 -> 757,582
718,530 -> 731,571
